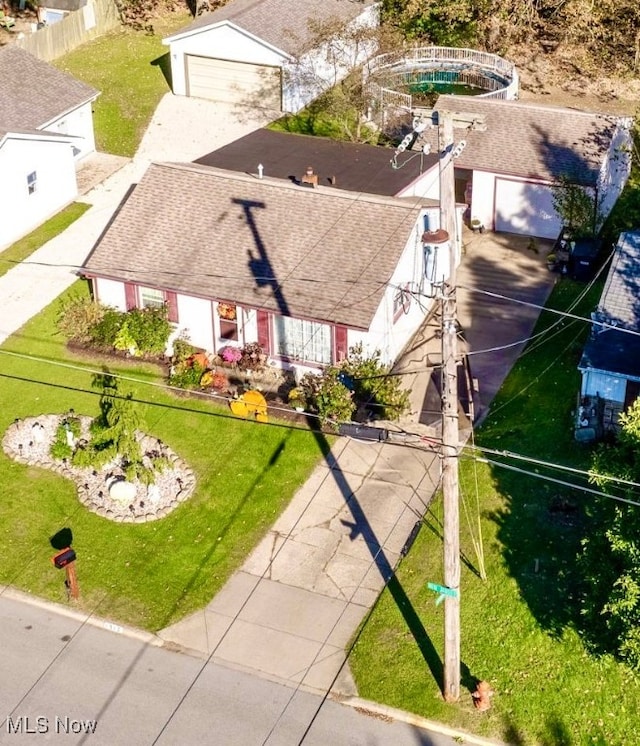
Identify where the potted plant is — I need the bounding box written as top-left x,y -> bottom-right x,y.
546,252 -> 557,271
470,218 -> 483,233
288,387 -> 307,412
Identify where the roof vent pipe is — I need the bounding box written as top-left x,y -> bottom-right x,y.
257,163 -> 264,179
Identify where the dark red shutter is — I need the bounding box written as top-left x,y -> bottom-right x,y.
165,291 -> 178,323
256,310 -> 270,354
334,325 -> 348,362
124,283 -> 137,311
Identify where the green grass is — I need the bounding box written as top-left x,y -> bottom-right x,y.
0,281 -> 326,631
350,278 -> 640,744
53,12 -> 191,157
0,203 -> 90,279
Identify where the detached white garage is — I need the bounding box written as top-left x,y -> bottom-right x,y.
164,0 -> 378,114
428,96 -> 633,240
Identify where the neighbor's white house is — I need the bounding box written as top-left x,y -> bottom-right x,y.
0,45 -> 98,249
162,0 -> 379,114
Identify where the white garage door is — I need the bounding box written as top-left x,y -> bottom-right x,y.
186,55 -> 282,110
494,179 -> 561,239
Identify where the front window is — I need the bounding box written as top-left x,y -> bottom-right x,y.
274,316 -> 331,365
140,287 -> 164,309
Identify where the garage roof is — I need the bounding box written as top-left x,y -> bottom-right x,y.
82,161 -> 423,330
418,95 -> 627,186
164,0 -> 377,56
195,128 -> 440,198
579,232 -> 640,379
0,46 -> 98,131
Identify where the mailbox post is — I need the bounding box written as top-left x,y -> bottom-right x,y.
51,547 -> 79,599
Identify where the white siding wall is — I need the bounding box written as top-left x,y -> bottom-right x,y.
360,212 -> 434,365
581,369 -> 627,404
44,102 -> 96,160
469,170 -> 496,229
283,5 -> 379,113
597,118 -> 633,225
165,25 -> 288,97
94,277 -> 126,309
0,136 -> 76,249
396,164 -> 441,201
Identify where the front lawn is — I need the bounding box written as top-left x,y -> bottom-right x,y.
53,11 -> 191,157
0,281 -> 324,631
350,279 -> 640,744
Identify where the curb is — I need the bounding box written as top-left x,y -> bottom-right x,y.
337,696 -> 505,746
2,586 -> 164,648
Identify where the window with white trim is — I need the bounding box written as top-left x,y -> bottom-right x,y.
274,316 -> 331,365
140,287 -> 164,309
27,171 -> 37,195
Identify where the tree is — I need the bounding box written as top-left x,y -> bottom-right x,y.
551,174 -> 599,238
284,12 -> 403,142
579,399 -> 640,669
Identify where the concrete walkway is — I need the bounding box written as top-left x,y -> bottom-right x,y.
159,436 -> 441,693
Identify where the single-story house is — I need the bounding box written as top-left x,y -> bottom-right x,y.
162,0 -> 379,113
413,95 -> 632,240
0,45 -> 99,248
577,231 -> 640,437
81,158 -> 458,375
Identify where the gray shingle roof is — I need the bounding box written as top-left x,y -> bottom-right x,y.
579,231 -> 640,378
195,128 -> 440,197
0,46 -> 98,132
82,162 -> 422,329
164,0 -> 376,56
418,95 -> 623,186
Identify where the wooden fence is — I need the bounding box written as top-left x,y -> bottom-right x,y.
14,0 -> 120,61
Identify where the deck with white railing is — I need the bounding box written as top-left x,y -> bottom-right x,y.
366,46 -> 519,114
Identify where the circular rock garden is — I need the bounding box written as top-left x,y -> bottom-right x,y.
2,415 -> 195,522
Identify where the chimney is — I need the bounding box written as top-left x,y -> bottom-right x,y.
301,165 -> 318,187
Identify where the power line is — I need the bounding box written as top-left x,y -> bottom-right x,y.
469,455 -> 640,508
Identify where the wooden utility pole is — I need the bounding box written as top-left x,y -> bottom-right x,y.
434,108 -> 485,702
439,110 -> 461,703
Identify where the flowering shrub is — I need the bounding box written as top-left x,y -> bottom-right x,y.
220,346 -> 242,365
300,368 -> 355,430
239,342 -> 266,371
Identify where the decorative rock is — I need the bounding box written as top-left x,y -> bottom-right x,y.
108,479 -> 137,503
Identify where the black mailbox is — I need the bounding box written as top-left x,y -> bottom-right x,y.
52,547 -> 76,569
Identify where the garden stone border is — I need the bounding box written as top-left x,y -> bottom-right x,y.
2,415 -> 195,523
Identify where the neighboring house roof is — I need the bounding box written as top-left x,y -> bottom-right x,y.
579,231 -> 640,379
195,128 -> 440,198
163,0 -> 376,57
419,95 -> 623,186
0,128 -> 76,147
82,161 -> 423,330
0,46 -> 98,132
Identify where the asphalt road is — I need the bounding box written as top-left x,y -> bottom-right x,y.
0,595 -> 463,746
